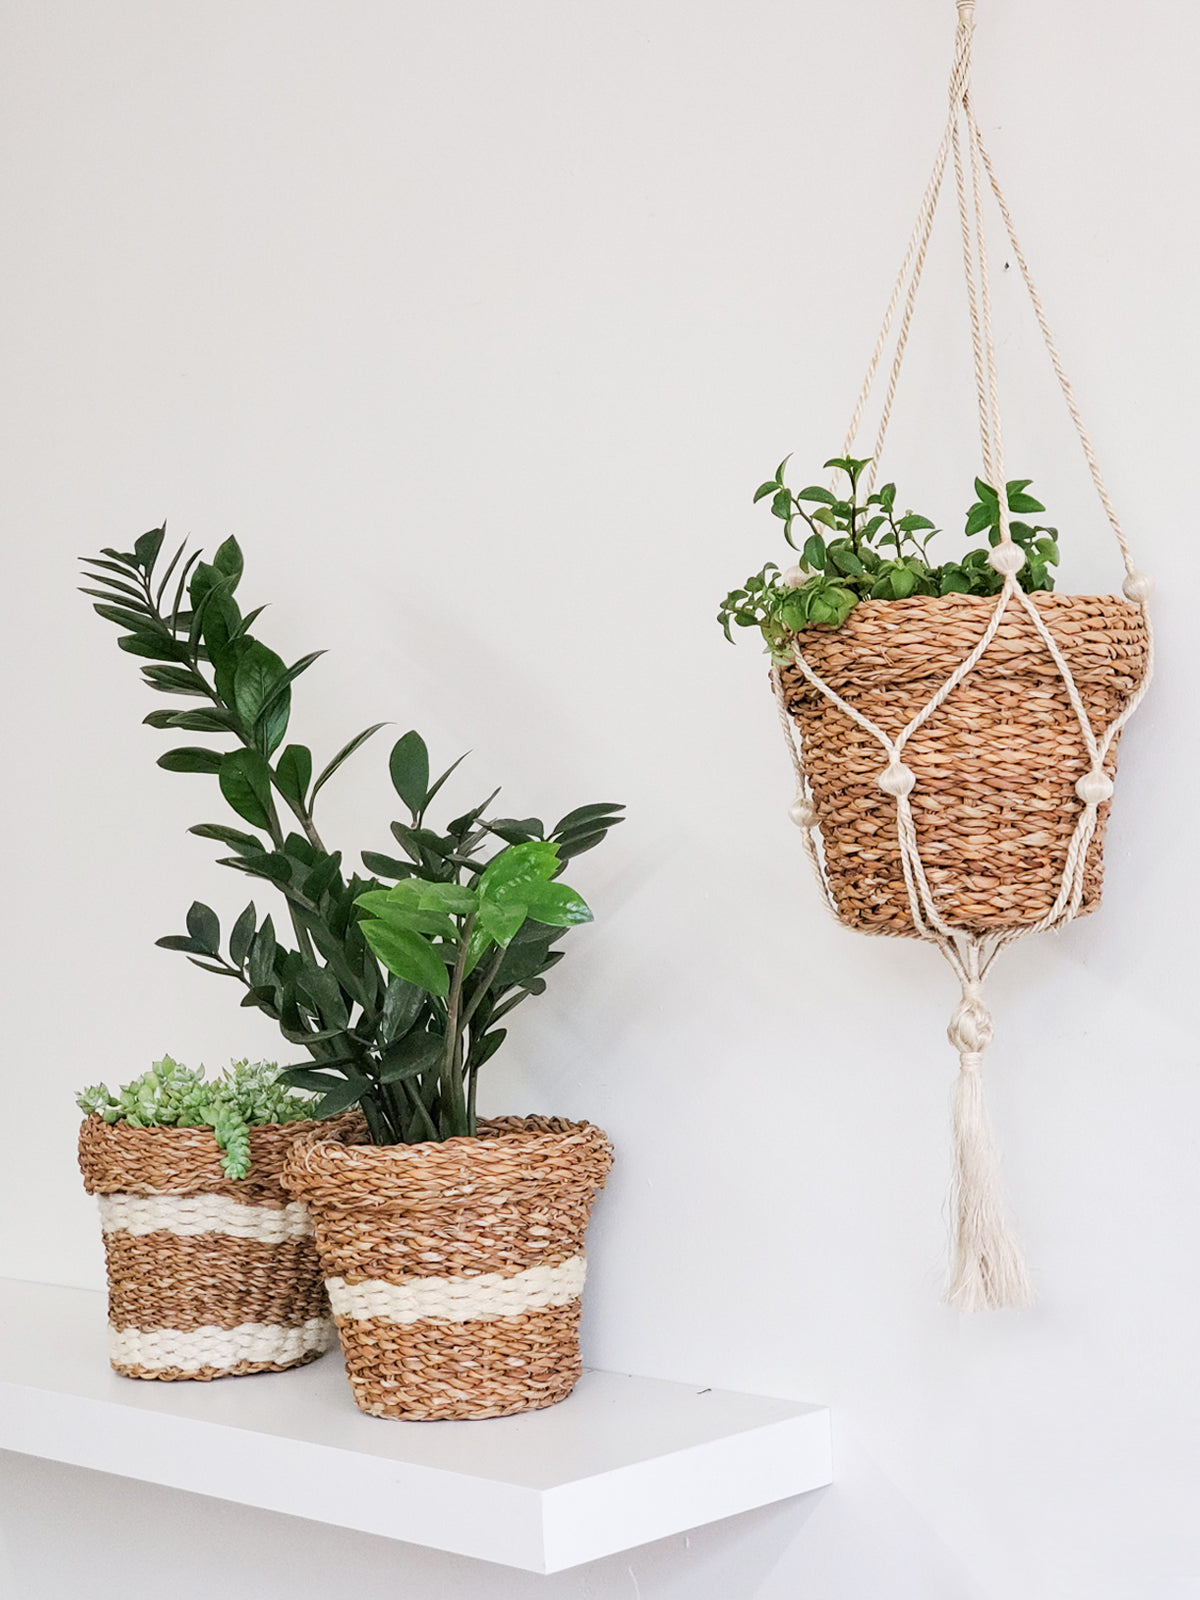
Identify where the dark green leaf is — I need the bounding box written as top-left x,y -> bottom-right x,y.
189,822 -> 265,853
211,536 -> 244,591
220,851 -> 293,885
229,903 -> 257,968
186,901 -> 220,954
487,818 -> 545,845
275,743 -> 313,810
141,664 -> 207,696
277,1067 -> 350,1093
803,534 -> 826,570
752,481 -> 779,503
233,641 -> 290,755
133,527 -> 166,572
378,1028 -> 444,1083
377,974 -> 425,1042
315,1077 -> 371,1117
155,934 -> 206,954
248,918 -> 277,988
219,748 -> 273,830
361,851 -> 415,880
117,633 -> 189,662
92,602 -> 162,633
423,750 -> 470,811
296,964 -> 349,1030
469,1029 -> 507,1068
302,851 -> 343,902
552,803 -> 622,832
770,488 -> 792,520
794,486 -> 837,505
311,723 -> 388,803
389,731 -> 430,813
158,747 -> 224,775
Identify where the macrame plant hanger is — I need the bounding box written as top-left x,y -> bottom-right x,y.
773,0 -> 1154,1311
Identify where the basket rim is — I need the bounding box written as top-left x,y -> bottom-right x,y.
280,1115 -> 614,1209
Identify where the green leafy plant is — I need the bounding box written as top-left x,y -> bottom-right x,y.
718,455 -> 1060,659
75,1056 -> 314,1179
81,529 -> 624,1145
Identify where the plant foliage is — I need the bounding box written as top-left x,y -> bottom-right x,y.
718,455 -> 1060,659
81,530 -> 625,1144
76,1056 -> 314,1179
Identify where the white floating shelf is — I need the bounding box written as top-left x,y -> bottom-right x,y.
0,1278 -> 831,1573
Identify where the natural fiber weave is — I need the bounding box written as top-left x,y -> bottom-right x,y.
777,592 -> 1148,937
78,1113 -> 361,1381
282,1116 -> 613,1421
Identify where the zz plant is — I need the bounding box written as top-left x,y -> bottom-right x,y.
718,455 -> 1061,659
81,528 -> 623,1145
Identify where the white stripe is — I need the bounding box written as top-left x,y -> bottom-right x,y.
108,1317 -> 334,1372
98,1192 -> 313,1243
327,1257 -> 586,1325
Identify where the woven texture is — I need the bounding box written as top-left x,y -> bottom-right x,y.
282,1116 -> 613,1421
78,1114 -> 360,1381
777,592 -> 1148,937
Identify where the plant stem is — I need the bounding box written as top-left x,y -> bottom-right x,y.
440,915 -> 474,1133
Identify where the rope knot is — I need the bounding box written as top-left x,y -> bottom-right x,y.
948,982 -> 994,1058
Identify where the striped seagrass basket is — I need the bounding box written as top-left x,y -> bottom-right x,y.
777,591 -> 1150,937
282,1116 -> 613,1421
78,1113 -> 361,1380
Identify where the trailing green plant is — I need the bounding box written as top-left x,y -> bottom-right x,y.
75,1056 -> 313,1179
718,455 -> 1061,659
80,528 -> 624,1145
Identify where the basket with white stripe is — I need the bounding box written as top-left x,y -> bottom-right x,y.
281,1116 -> 613,1421
78,1113 -> 361,1380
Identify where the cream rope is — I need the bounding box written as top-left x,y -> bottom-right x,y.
773,0 -> 1153,1311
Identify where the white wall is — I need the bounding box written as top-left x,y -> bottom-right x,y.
2,1 -> 1198,1595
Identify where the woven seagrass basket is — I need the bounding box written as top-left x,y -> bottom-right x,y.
78,1113 -> 361,1380
777,591 -> 1149,937
281,1116 -> 613,1421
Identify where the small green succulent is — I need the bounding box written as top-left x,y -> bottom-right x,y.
76,1056 -> 315,1179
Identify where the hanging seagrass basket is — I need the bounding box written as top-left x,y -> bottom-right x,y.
281,1116 -> 613,1421
770,0 -> 1154,1310
79,1113 -> 361,1380
778,592 -> 1148,937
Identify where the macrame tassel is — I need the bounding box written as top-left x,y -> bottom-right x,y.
945,984 -> 1033,1312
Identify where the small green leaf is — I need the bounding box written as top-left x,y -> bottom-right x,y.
361,850 -> 414,880
479,841 -> 560,895
311,723 -> 388,804
770,488 -> 792,520
275,744 -> 313,809
378,1028 -> 444,1083
794,486 -> 836,505
133,527 -> 166,572
519,880 -> 593,927
359,919 -> 449,997
752,481 -> 779,503
314,1076 -> 371,1117
158,747 -> 224,775
186,901 -> 220,955
389,731 -> 430,813
219,748 -> 273,830
229,903 -> 257,968
211,536 -> 244,591
189,822 -> 265,852
247,918 -> 277,988
155,934 -> 206,954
